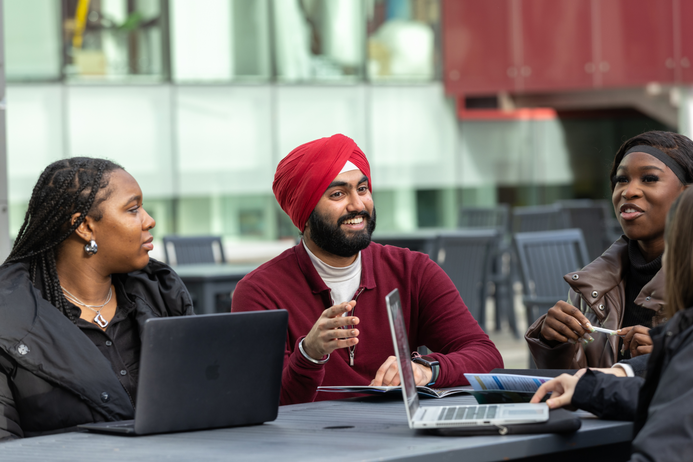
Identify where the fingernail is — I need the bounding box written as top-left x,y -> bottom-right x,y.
568,339 -> 577,345
351,330 -> 356,336
546,399 -> 553,408
582,339 -> 589,346
587,335 -> 594,342
620,346 -> 625,355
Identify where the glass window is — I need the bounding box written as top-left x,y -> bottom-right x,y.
62,0 -> 167,81
170,0 -> 270,82
272,0 -> 364,82
4,0 -> 62,81
367,0 -> 440,82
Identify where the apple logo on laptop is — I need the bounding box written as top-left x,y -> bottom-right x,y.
205,360 -> 220,380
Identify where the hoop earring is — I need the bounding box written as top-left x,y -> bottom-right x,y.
84,239 -> 98,255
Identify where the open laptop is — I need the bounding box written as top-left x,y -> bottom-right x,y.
79,310 -> 287,435
385,289 -> 548,429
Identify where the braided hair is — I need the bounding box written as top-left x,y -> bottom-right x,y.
5,157 -> 123,322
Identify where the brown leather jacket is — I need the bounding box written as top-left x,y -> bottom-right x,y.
525,237 -> 666,369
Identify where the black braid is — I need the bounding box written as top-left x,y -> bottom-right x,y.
6,157 -> 123,322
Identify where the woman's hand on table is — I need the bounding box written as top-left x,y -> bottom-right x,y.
530,374 -> 579,410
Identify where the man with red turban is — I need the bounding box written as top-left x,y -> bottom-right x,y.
232,134 -> 502,405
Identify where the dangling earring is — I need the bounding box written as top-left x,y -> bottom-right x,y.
84,239 -> 98,255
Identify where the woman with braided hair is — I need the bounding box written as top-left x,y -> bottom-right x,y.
0,157 -> 194,441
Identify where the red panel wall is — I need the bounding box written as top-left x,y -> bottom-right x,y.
598,0 -> 675,87
443,0 -> 515,95
443,0 -> 691,97
520,0 -> 593,92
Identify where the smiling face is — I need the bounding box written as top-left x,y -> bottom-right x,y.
612,151 -> 686,258
304,169 -> 375,263
89,169 -> 156,274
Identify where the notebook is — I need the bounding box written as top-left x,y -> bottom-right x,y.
385,288 -> 548,429
79,310 -> 287,435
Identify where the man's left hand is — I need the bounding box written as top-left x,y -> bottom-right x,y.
369,355 -> 432,387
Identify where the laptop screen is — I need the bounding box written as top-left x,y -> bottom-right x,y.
385,288 -> 420,422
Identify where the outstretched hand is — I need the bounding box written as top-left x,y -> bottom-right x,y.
302,301 -> 360,360
530,374 -> 579,410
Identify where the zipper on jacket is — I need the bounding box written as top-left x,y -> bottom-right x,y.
347,287 -> 366,366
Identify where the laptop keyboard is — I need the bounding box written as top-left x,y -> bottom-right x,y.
437,405 -> 498,421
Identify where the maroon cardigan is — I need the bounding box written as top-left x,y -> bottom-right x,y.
231,242 -> 503,404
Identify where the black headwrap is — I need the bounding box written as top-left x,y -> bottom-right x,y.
625,145 -> 691,184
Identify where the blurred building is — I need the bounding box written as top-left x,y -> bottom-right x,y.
4,0 -> 691,246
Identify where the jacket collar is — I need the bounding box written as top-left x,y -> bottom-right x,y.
564,236 -> 666,312
0,262 -> 134,419
295,241 -> 377,296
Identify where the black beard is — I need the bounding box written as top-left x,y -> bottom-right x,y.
306,208 -> 376,258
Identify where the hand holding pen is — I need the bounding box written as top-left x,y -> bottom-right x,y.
618,325 -> 653,357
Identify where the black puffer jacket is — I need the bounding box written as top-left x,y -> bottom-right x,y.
572,305 -> 693,462
0,259 -> 194,441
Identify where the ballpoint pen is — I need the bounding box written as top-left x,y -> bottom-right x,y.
590,325 -> 627,337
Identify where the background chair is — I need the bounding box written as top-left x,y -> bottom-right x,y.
458,204 -> 510,231
512,203 -> 570,233
163,235 -> 226,266
429,229 -> 500,332
371,231 -> 437,257
163,235 -> 230,313
558,199 -> 613,261
458,205 -> 518,337
514,229 -> 590,366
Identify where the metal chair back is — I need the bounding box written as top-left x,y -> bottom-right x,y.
514,229 -> 590,329
429,229 -> 500,331
458,204 -> 510,232
163,235 -> 226,266
512,204 -> 570,233
458,204 -> 517,336
559,199 -> 612,261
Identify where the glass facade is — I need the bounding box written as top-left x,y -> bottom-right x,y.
4,0 -> 646,260
63,0 -> 167,81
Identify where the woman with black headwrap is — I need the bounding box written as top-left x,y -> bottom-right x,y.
525,131 -> 693,371
531,186 -> 693,462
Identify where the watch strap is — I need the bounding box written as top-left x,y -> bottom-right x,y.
411,353 -> 440,386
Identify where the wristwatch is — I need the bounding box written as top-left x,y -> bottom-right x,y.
411,353 -> 440,386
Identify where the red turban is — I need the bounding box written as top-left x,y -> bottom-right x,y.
273,134 -> 372,232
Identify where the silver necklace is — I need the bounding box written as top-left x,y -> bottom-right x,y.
61,285 -> 113,328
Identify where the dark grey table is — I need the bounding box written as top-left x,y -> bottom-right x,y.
172,263 -> 259,314
0,396 -> 633,462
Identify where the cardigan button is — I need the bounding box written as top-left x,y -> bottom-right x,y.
17,344 -> 29,355
666,331 -> 673,337
101,392 -> 110,403
572,274 -> 579,280
598,305 -> 604,311
591,291 -> 598,298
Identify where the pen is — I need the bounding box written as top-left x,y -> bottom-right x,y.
590,326 -> 626,337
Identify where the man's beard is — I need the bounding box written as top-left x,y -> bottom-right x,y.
306,207 -> 376,258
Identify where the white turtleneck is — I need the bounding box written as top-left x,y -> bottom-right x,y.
302,240 -> 362,305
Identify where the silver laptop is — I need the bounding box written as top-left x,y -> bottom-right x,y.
385,289 -> 548,429
79,310 -> 287,435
